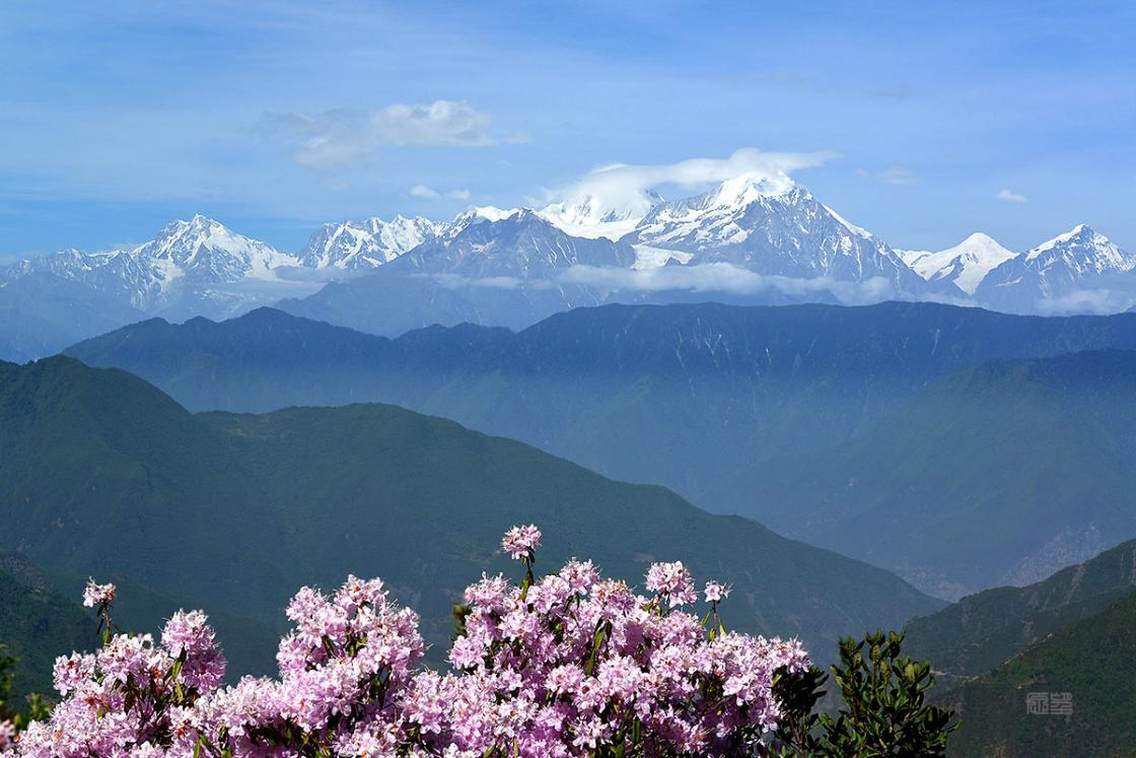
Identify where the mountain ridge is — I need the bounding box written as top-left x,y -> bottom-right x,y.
905,536 -> 1136,685
65,302 -> 1136,599
0,354 -> 944,673
8,177 -> 1136,364
976,224 -> 1136,314
939,587 -> 1136,757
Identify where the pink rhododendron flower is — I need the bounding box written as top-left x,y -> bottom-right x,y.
8,524 -> 809,757
81,579 -> 115,608
704,580 -> 731,603
645,560 -> 697,607
501,523 -> 542,559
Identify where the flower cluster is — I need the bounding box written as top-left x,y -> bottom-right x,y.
419,556 -> 809,755
5,526 -> 810,757
703,581 -> 731,605
81,579 -> 116,609
16,610 -> 225,757
501,523 -> 542,560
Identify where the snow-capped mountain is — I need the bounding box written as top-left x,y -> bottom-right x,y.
1024,224 -> 1135,275
136,214 -> 299,284
624,174 -> 935,296
3,215 -> 309,319
8,177 -> 1136,364
537,190 -> 664,241
299,215 -> 443,270
438,206 -> 525,243
975,225 -> 1136,313
393,209 -> 637,279
279,209 -> 638,336
897,233 -> 1018,295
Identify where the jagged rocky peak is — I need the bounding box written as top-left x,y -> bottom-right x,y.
1025,224 -> 1135,273
300,215 -> 443,269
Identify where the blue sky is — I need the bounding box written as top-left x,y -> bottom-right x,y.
1,0 -> 1133,259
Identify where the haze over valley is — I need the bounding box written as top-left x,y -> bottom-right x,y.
2,3 -> 1134,755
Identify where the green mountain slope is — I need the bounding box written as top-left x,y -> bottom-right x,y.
0,555 -> 94,701
65,304 -> 1136,598
724,350 -> 1136,597
65,302 -> 1136,509
941,589 -> 1136,757
0,356 -> 942,675
904,538 -> 1136,686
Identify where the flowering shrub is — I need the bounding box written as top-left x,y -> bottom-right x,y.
4,525 -> 812,756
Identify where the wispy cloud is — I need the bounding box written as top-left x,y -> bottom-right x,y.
561,262 -> 894,304
1037,289 -> 1134,315
409,184 -> 470,201
863,167 -> 917,186
267,100 -> 497,169
541,147 -> 837,216
996,188 -> 1028,204
423,273 -> 549,291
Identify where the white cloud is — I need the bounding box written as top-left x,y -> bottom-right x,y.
1036,288 -> 1134,315
560,262 -> 894,304
878,166 -> 917,185
409,184 -> 471,201
424,273 -> 553,291
996,188 -> 1028,204
270,100 -> 496,169
538,147 -> 837,229
409,184 -> 440,199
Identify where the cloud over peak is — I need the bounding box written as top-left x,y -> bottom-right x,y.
539,148 -> 837,222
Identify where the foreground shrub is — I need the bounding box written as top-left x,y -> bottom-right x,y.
0,647 -> 49,752
772,631 -> 958,757
4,526 -> 815,756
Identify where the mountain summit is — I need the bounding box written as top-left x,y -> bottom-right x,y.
537,189 -> 664,241
1023,224 -> 1135,272
139,214 -> 297,281
299,215 -> 443,270
975,225 -> 1136,313
625,175 -> 930,296
3,215 -> 304,319
395,209 -> 637,278
898,232 -> 1018,295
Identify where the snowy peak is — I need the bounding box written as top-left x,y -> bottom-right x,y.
456,205 -> 524,224
134,214 -> 296,282
700,172 -> 797,210
898,232 -> 1018,295
440,206 -> 525,242
974,224 -> 1136,313
1024,224 -> 1134,273
624,173 -> 929,294
0,215 -> 303,319
637,174 -> 800,232
537,189 -> 663,241
300,215 -> 442,269
394,207 -> 636,279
